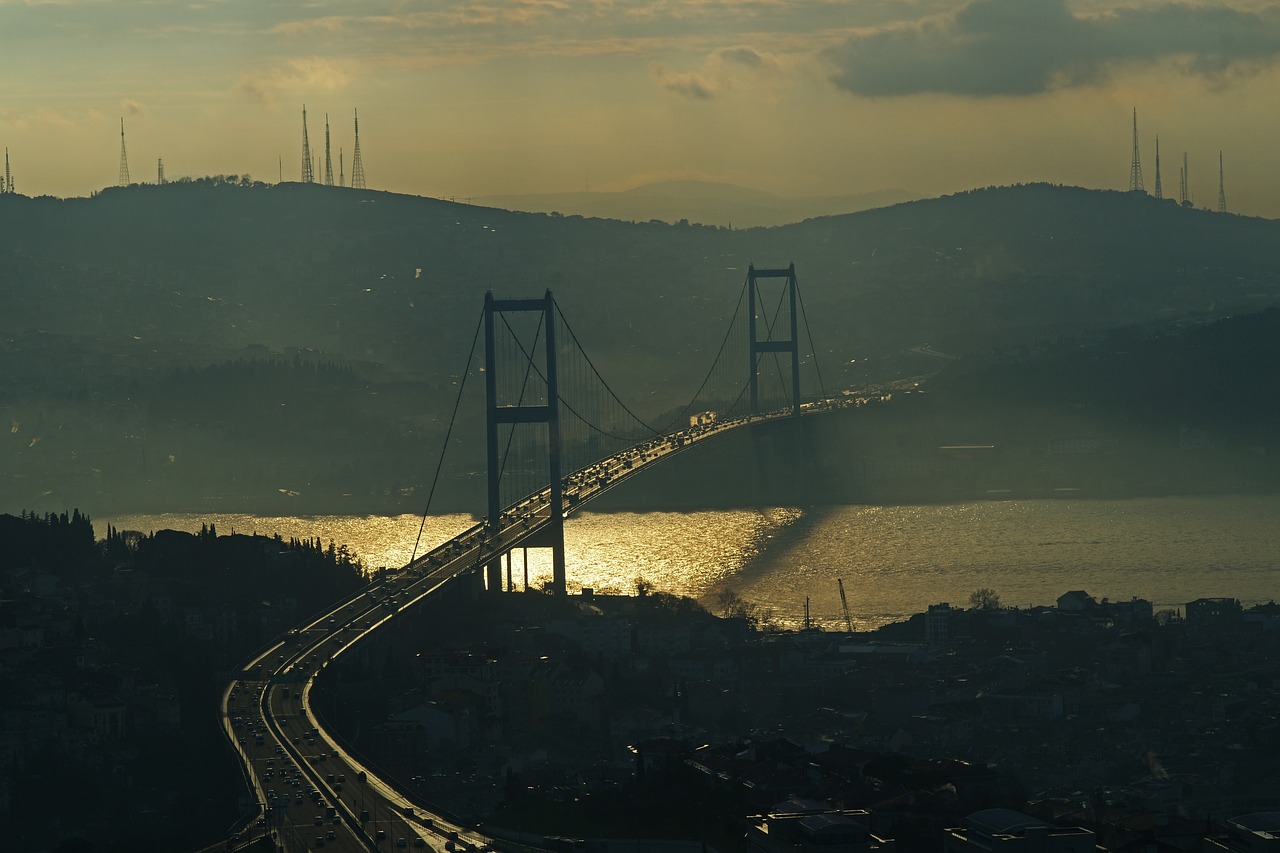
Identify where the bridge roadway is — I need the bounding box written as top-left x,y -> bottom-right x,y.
215,397 -> 854,852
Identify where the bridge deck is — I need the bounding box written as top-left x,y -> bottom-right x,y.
218,397 -> 854,851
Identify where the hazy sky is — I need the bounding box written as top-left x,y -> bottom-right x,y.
4,0 -> 1280,216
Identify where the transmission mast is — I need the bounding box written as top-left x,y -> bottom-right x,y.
1127,108 -> 1144,193
1153,136 -> 1162,200
118,118 -> 131,186
339,148 -> 345,187
157,158 -> 165,185
4,148 -> 11,194
350,108 -> 366,189
324,114 -> 334,186
1179,152 -> 1190,207
300,105 -> 314,183
1217,151 -> 1227,213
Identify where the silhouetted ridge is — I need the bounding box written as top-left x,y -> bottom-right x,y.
3,180 -> 1278,513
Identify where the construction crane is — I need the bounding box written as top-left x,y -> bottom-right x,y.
837,579 -> 853,632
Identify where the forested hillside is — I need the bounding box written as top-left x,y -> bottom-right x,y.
2,180 -> 1277,514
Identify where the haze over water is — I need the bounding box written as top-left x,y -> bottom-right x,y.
101,493 -> 1280,631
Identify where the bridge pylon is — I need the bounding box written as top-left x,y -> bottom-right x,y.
747,263 -> 801,416
484,290 -> 567,595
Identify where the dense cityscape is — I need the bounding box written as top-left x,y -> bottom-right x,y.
4,509 -> 1279,852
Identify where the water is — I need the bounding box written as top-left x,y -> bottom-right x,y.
100,494 -> 1280,630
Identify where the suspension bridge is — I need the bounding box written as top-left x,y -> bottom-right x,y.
404,261 -> 845,595
218,263 -> 853,852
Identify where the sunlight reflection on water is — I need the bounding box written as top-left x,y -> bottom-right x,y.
101,494 -> 1280,630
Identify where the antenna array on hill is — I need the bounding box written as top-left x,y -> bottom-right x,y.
324,114 -> 334,186
1153,136 -> 1162,200
300,106 -> 314,183
1218,151 -> 1227,213
1128,108 -> 1144,193
350,109 -> 366,190
1179,152 -> 1190,206
118,118 -> 131,187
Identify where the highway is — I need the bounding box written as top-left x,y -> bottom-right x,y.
215,398 -> 856,852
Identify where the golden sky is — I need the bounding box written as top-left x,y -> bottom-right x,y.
3,0 -> 1280,216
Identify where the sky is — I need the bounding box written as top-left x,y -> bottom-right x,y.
3,0 -> 1280,216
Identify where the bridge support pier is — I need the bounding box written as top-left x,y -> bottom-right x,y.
747,263 -> 802,417
484,290 -> 567,595
747,263 -> 809,500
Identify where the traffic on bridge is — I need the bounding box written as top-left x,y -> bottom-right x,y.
216,396 -> 856,851
216,270 -> 851,851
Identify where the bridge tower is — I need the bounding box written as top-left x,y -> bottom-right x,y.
484,290 -> 567,595
747,263 -> 802,416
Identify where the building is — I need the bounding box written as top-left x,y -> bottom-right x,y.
1205,812 -> 1280,853
747,804 -> 894,853
1186,598 -> 1243,625
944,809 -> 1094,853
926,603 -> 956,644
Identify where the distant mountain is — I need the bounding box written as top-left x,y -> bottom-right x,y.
473,179 -> 916,228
2,179 -> 1278,515
600,307 -> 1280,508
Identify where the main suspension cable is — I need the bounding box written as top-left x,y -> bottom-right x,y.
555,304 -> 664,437
410,307 -> 485,564
658,272 -> 750,433
797,282 -> 827,398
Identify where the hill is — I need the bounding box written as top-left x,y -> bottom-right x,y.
1,179 -> 1277,514
596,307 -> 1280,508
472,179 -> 916,228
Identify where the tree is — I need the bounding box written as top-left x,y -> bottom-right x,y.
968,587 -> 1002,610
717,589 -> 776,630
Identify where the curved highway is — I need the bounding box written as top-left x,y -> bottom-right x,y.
216,397 -> 856,852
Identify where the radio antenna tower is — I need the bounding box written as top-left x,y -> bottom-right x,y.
324,114 -> 334,185
1153,136 -> 1162,200
118,118 -> 131,186
4,148 -> 11,194
350,108 -> 366,189
1179,152 -> 1190,206
339,148 -> 345,187
1127,108 -> 1144,193
300,105 -> 314,183
157,158 -> 165,185
1217,151 -> 1226,213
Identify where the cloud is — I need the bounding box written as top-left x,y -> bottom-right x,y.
268,1 -> 571,37
651,63 -> 719,99
652,44 -> 790,100
121,98 -> 147,118
825,0 -> 1280,98
236,58 -> 352,106
714,45 -> 777,71
269,15 -> 348,36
